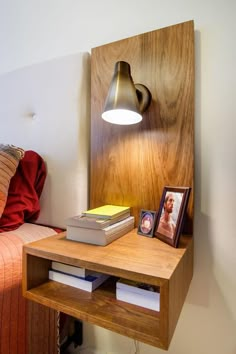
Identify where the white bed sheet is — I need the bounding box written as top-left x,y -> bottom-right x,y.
0,222 -> 57,244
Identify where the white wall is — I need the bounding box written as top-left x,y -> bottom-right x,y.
1,1 -> 235,353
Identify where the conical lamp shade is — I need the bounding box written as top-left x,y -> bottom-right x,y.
102,61 -> 151,125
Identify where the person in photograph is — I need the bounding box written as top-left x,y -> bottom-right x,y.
140,213 -> 153,235
157,193 -> 176,239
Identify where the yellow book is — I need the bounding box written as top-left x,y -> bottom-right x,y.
82,205 -> 130,219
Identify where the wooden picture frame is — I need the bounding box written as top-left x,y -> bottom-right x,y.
154,187 -> 191,247
138,209 -> 157,237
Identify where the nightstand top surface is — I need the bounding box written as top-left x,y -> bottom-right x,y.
24,229 -> 192,284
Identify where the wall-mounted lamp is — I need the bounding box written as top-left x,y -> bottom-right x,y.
101,61 -> 152,125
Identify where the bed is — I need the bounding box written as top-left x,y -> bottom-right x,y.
0,52 -> 90,354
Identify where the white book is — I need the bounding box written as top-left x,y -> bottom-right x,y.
49,269 -> 109,292
51,261 -> 92,278
66,216 -> 134,246
66,211 -> 130,230
116,279 -> 159,300
116,288 -> 160,312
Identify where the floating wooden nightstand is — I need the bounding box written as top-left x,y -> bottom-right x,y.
22,229 -> 193,350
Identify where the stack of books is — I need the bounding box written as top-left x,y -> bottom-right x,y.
116,278 -> 160,312
49,261 -> 109,292
66,205 -> 134,246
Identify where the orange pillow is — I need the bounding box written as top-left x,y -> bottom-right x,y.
0,144 -> 25,218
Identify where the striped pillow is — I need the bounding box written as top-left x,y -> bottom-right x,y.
0,144 -> 25,218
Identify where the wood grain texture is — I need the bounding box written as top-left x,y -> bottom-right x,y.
168,237 -> 193,342
90,21 -> 194,230
22,230 -> 193,349
23,231 -> 192,285
26,280 -> 162,348
27,301 -> 57,354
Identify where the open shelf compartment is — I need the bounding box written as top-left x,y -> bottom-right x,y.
22,229 -> 193,350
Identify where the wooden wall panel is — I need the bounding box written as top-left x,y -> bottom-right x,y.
90,21 -> 194,231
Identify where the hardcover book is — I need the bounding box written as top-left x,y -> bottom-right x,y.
66,216 -> 135,246
116,278 -> 159,299
66,211 -> 130,230
116,288 -> 160,312
51,261 -> 92,278
116,278 -> 160,311
49,269 -> 109,292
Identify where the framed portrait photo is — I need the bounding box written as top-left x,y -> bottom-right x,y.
138,209 -> 157,237
154,186 -> 191,247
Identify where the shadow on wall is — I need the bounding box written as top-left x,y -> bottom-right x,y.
178,29 -> 236,354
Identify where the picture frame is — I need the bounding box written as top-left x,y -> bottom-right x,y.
138,209 -> 157,237
154,186 -> 191,247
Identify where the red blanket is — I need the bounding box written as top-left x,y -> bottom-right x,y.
0,150 -> 46,232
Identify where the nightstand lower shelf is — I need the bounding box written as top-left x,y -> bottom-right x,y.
26,278 -> 162,348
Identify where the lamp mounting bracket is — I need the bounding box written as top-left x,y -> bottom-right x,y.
135,84 -> 152,113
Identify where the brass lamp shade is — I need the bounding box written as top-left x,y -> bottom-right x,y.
102,61 -> 151,125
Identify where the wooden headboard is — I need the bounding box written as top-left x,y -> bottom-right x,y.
90,21 -> 194,232
0,52 -> 90,228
